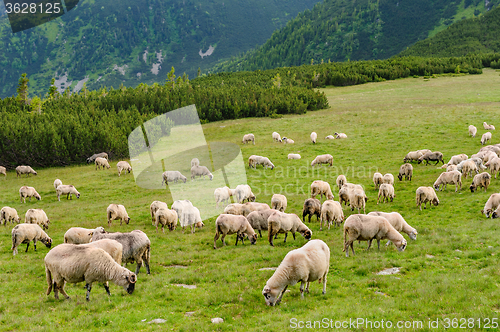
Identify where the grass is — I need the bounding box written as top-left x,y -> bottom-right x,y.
1,69 -> 500,331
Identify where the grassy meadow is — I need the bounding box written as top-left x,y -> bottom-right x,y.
1,69 -> 500,331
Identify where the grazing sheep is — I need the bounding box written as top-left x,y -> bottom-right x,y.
191,158 -> 200,167
311,154 -> 333,167
161,171 -> 187,185
92,228 -> 151,275
349,186 -> 368,214
64,227 -> 104,244
44,244 -> 136,301
446,164 -> 458,172
415,187 -> 439,210
247,209 -> 275,238
86,152 -> 108,163
481,132 -> 492,145
382,173 -> 394,185
302,198 -> 322,223
95,157 -> 111,170
213,214 -> 257,249
334,132 -> 347,139
25,209 -> 50,230
56,185 -> 81,201
234,184 -> 256,203
480,145 -> 500,156
469,125 -> 477,138
483,193 -> 500,218
485,156 -> 500,179
470,172 -> 491,193
117,161 -> 132,176
310,132 -> 317,144
403,151 -> 424,163
377,183 -> 395,204
336,175 -> 347,189
248,155 -> 275,169
343,214 -> 407,257
320,200 -> 344,230
456,158 -> 486,172
417,149 -> 432,155
310,180 -> 334,201
84,239 -> 123,265
242,133 -> 255,145
262,239 -> 329,306
418,151 -> 444,165
287,153 -> 301,160
223,202 -> 269,217
154,208 -> 178,232
433,170 -> 462,192
338,185 -> 353,207
150,201 -> 169,223
484,122 -> 496,130
19,186 -> 41,203
325,135 -> 335,139
368,211 -> 418,245
444,154 -> 468,166
398,163 -> 413,181
16,165 -> 37,177
107,204 -> 130,227
11,223 -> 52,255
268,211 -> 312,246
190,165 -> 213,180
462,159 -> 479,179
272,132 -> 282,143
1,206 -> 21,225
482,151 -> 497,164
271,194 -> 287,212
214,186 -> 233,208
0,166 -> 6,177
178,204 -> 204,233
373,172 -> 383,189
282,137 -> 294,144
53,179 -> 62,189
171,199 -> 193,222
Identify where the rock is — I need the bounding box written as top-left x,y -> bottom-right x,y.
148,319 -> 166,324
174,284 -> 196,289
211,318 -> 224,324
376,267 -> 401,275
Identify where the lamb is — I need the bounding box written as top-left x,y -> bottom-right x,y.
334,132 -> 347,139
470,172 -> 491,193
469,125 -> 477,138
325,135 -> 335,139
282,137 -> 294,144
150,200 -> 169,223
481,132 -> 492,145
190,165 -> 213,180
214,186 -> 233,208
15,165 -> 37,177
86,152 -> 108,163
485,156 -> 500,179
11,223 -> 52,255
403,151 -> 424,163
461,159 -> 479,179
415,186 -> 439,210
161,171 -> 187,185
433,170 -> 462,192
272,132 -> 282,143
398,163 -> 413,181
1,206 -> 21,225
44,244 -> 136,301
343,214 -> 407,257
310,132 -> 317,144
271,194 -> 287,212
19,186 -> 41,203
483,193 -> 500,218
213,214 -> 257,249
154,208 -> 178,232
336,175 -> 347,189
248,155 -> 275,169
310,180 -> 334,201
64,227 -> 104,244
483,122 -> 495,130
320,200 -> 344,230
242,133 -> 255,145
367,211 -> 418,245
247,209 -> 275,238
95,157 -> 111,170
178,204 -> 204,233
377,183 -> 395,204
382,173 -> 394,185
0,166 -> 6,177
311,154 -> 333,167
234,184 -> 256,203
302,198 -> 321,223
56,185 -> 81,201
262,239 -> 329,306
267,211 -> 312,246
373,172 -> 383,188
25,209 -> 50,230
444,154 -> 468,166
191,158 -> 200,167
117,161 -> 132,176
92,228 -> 151,275
53,179 -> 62,189
107,204 -> 130,226
418,151 -> 444,165
287,153 -> 301,160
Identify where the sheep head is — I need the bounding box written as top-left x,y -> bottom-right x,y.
301,229 -> 312,240
470,184 -> 477,193
42,237 -> 52,248
249,233 -> 257,245
409,230 -> 418,241
262,285 -> 280,306
432,198 -> 439,206
396,239 -> 407,252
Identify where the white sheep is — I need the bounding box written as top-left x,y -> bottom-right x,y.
224,202 -> 270,217
367,211 -> 418,245
349,186 -> 368,214
311,154 -> 333,167
336,175 -> 347,189
262,239 -> 329,306
64,227 -> 104,244
483,193 -> 500,218
320,200 -> 344,230
83,239 -> 123,265
398,163 -> 413,181
446,164 -> 458,172
462,159 -> 479,179
268,211 -> 312,246
0,166 -> 6,177
16,165 -> 37,177
377,183 -> 395,204
457,158 -> 486,173
415,186 -> 439,210
248,155 -> 275,169
213,214 -> 257,249
282,137 -> 294,144
469,125 -> 477,138
234,184 -> 256,203
433,170 -> 462,192
190,165 -> 213,180
481,132 -> 492,145
44,244 -> 136,301
310,180 -> 334,201
19,186 -> 41,203
334,132 -> 347,139
154,208 -> 178,232
179,204 -> 204,233
310,132 -> 317,144
325,135 -> 335,139
11,223 -> 52,255
302,198 -> 322,222
271,194 -> 287,212
1,206 -> 21,225
417,149 -> 432,155
444,154 -> 468,166
107,204 -> 130,226
162,170 -> 187,185
403,151 -> 424,163
470,172 -> 491,193
117,161 -> 132,176
191,158 -> 200,167
343,214 -> 407,257
242,133 -> 255,145
483,122 -> 496,130
382,173 -> 394,185
95,157 -> 111,170
214,186 -> 233,208
25,209 -> 50,230
272,132 -> 282,143
86,152 -> 108,163
56,185 -> 81,201
247,209 -> 275,238
373,172 -> 383,189
287,153 -> 301,160
53,179 -> 62,189
150,200 -> 169,223
485,156 -> 500,179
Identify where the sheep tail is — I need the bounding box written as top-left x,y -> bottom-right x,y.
268,222 -> 274,244
45,266 -> 53,295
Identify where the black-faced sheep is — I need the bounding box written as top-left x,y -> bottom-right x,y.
470,172 -> 491,193
107,204 -> 130,227
1,206 -> 21,225
11,223 -> 52,255
320,200 -> 344,230
19,186 -> 41,203
398,164 -> 413,181
481,193 -> 500,218
415,186 -> 439,210
25,209 -> 50,230
418,151 -> 444,165
271,194 -> 287,212
95,157 -> 111,170
242,133 -> 255,145
16,165 -> 37,177
302,198 -> 321,223
213,214 -> 257,249
268,211 -> 312,246
117,161 -> 132,176
433,170 -> 462,192
282,137 -> 294,144
56,185 -> 81,201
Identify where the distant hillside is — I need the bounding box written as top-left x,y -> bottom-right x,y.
0,0 -> 321,98
210,0 -> 499,73
399,5 -> 500,57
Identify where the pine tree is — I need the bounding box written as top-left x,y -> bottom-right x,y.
16,73 -> 29,105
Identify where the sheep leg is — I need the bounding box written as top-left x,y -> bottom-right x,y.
258,230 -> 262,238
104,283 -> 111,296
235,234 -> 239,246
322,274 -> 327,294
292,232 -> 296,240
386,240 -> 392,247
25,242 -> 30,252
143,257 -> 151,275
276,285 -> 288,305
377,239 -> 380,250
300,281 -> 305,298
85,283 -> 92,301
367,239 -> 372,250
350,242 -> 355,256
59,282 -> 70,300
221,234 -> 227,246
305,282 -> 310,293
213,232 -> 220,249
284,233 -> 288,243
135,262 -> 143,275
